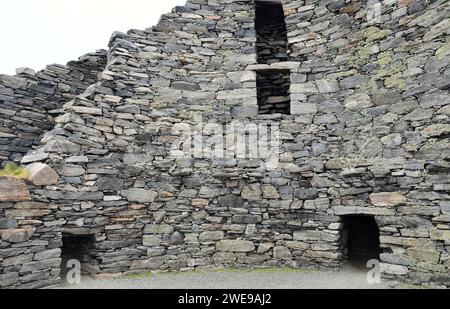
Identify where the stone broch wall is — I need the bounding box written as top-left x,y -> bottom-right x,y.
1,0 -> 450,289
0,51 -> 107,163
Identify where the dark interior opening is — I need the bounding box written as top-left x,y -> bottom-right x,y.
257,69 -> 291,115
343,216 -> 381,266
61,234 -> 99,281
255,1 -> 288,64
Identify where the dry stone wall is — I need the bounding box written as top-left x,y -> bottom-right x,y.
0,177 -> 61,288
283,0 -> 450,285
0,51 -> 107,163
0,0 -> 449,289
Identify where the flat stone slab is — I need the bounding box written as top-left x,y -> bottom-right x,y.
369,192 -> 406,207
0,178 -> 31,202
26,163 -> 59,186
0,228 -> 36,243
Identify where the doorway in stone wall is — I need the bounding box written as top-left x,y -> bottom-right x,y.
61,234 -> 99,283
342,215 -> 381,267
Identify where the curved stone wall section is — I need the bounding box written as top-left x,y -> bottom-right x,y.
0,0 -> 449,289
283,0 -> 450,285
0,50 -> 107,163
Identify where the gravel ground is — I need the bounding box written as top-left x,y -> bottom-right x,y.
59,264 -> 406,289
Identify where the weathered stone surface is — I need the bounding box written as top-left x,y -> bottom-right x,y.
344,93 -> 373,111
34,249 -> 62,261
43,137 -> 81,154
257,243 -> 274,254
291,102 -> 317,115
231,106 -> 258,118
262,185 -> 280,199
0,272 -> 19,287
0,218 -> 18,229
121,188 -> 157,203
333,206 -> 395,216
144,224 -> 174,234
216,240 -> 255,252
69,106 -> 103,116
199,231 -> 225,242
316,79 -> 339,93
441,201 -> 450,215
380,263 -> 408,275
26,163 -> 59,186
241,184 -> 262,201
286,241 -> 309,251
130,257 -> 164,270
123,154 -> 153,165
217,89 -> 255,100
421,124 -> 450,138
16,67 -> 36,75
143,235 -> 161,247
369,192 -> 406,207
293,230 -> 340,242
62,192 -> 103,201
295,188 -> 318,200
0,178 -> 31,202
21,153 -> 50,164
2,253 -> 33,267
20,258 -> 61,273
218,195 -> 244,208
380,253 -> 414,266
273,246 -> 292,260
0,228 -> 36,243
170,231 -> 184,245
380,134 -> 402,148
430,229 -> 450,241
97,177 -> 124,192
407,248 -> 441,264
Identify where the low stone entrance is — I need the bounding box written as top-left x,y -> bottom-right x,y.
61,234 -> 98,281
342,216 -> 381,266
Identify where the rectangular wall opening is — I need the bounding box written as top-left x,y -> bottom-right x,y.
61,234 -> 99,281
257,69 -> 291,115
255,0 -> 288,64
342,216 -> 381,267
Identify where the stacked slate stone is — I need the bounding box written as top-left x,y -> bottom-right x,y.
283,0 -> 450,285
0,177 -> 62,288
0,0 -> 449,289
0,51 -> 107,163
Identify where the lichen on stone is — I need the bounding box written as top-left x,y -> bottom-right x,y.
436,40 -> 450,60
384,72 -> 406,91
364,26 -> 391,43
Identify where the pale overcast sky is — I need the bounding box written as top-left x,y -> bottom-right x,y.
0,0 -> 187,74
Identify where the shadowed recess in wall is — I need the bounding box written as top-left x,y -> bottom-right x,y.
61,234 -> 99,281
255,0 -> 288,64
343,216 -> 381,267
257,69 -> 291,115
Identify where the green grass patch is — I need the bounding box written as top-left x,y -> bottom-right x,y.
0,163 -> 30,180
